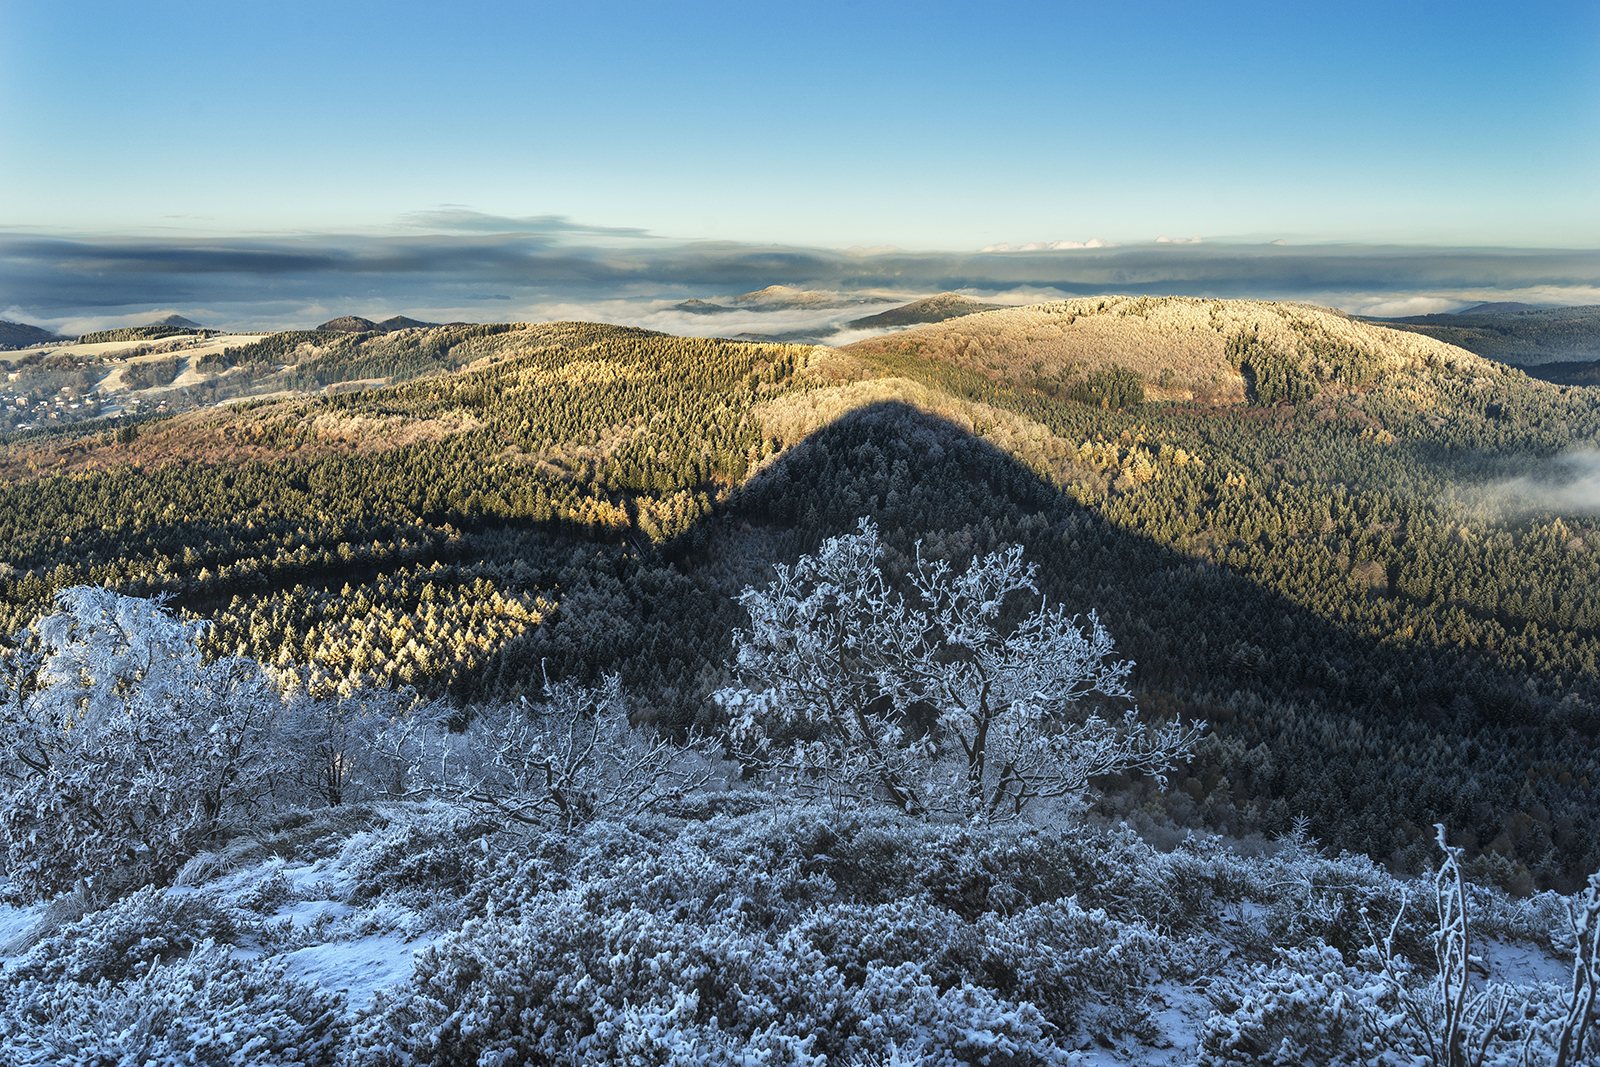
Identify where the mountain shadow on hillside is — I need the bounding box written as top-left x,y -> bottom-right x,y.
473,399 -> 1598,889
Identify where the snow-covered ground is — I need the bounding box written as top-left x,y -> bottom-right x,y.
1,800 -> 1590,1067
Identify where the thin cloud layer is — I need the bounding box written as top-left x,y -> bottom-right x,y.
3,228 -> 1599,334
395,210 -> 656,240
1475,452 -> 1600,516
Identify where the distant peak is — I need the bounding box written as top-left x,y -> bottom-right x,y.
727,286 -> 874,310
148,314 -> 207,329
1454,302 -> 1544,315
317,316 -> 382,333
846,292 -> 1005,330
672,299 -> 737,315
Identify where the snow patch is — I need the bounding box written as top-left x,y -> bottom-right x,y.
1480,936 -> 1570,986
279,931 -> 441,1011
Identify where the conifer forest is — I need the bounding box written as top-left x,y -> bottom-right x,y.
2,296 -> 1599,1064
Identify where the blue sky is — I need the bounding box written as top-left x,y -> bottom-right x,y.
3,0 -> 1597,249
2,1 -> 1598,330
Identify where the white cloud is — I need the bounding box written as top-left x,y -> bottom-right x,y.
981,238 -> 1116,252
1355,295 -> 1459,317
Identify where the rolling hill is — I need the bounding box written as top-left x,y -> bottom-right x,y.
845,291 -> 1006,329
0,319 -> 70,349
317,315 -> 444,333
1365,304 -> 1600,365
0,300 -> 1596,893
843,295 -> 1491,403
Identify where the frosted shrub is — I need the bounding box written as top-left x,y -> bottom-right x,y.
1,940 -> 346,1067
276,675 -> 420,806
341,807 -> 500,903
0,587 -> 281,898
377,671 -> 721,829
347,899 -> 1077,1066
222,861 -> 296,913
717,520 -> 1200,820
4,883 -> 237,985
1202,826 -> 1600,1067
344,808 -> 1195,1065
1361,828 -> 1600,1067
1198,943 -> 1377,1065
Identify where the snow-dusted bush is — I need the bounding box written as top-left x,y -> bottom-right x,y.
346,894 -> 1082,1066
1198,942 -> 1382,1065
0,587 -> 281,899
4,883 -> 237,984
1,940 -> 346,1067
275,675 -> 420,807
379,671 -> 722,829
1202,826 -> 1600,1067
716,520 -> 1200,820
341,807 -> 1214,1065
1360,827 -> 1600,1067
341,807 -> 500,903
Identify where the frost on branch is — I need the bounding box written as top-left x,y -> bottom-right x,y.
716,519 -> 1201,819
0,587 -> 278,900
384,669 -> 722,829
1353,825 -> 1600,1067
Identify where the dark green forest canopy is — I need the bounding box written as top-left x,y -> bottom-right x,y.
1368,305 -> 1600,366
2,313 -> 1599,890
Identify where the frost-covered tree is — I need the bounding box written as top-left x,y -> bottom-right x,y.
0,587 -> 279,900
274,671 -> 415,807
373,670 -> 721,830
716,519 -> 1201,819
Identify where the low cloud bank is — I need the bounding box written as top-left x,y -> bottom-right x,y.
1447,451 -> 1600,523
1480,451 -> 1600,516
3,229 -> 1598,335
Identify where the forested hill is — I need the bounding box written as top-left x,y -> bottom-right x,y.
2,297 -> 1599,890
1367,304 -> 1600,366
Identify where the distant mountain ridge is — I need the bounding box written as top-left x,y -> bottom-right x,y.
0,319 -> 71,349
1361,304 -> 1600,365
847,292 -> 1006,329
1454,302 -> 1547,315
316,315 -> 443,333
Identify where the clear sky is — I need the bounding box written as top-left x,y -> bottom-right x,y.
3,0 -> 1597,250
